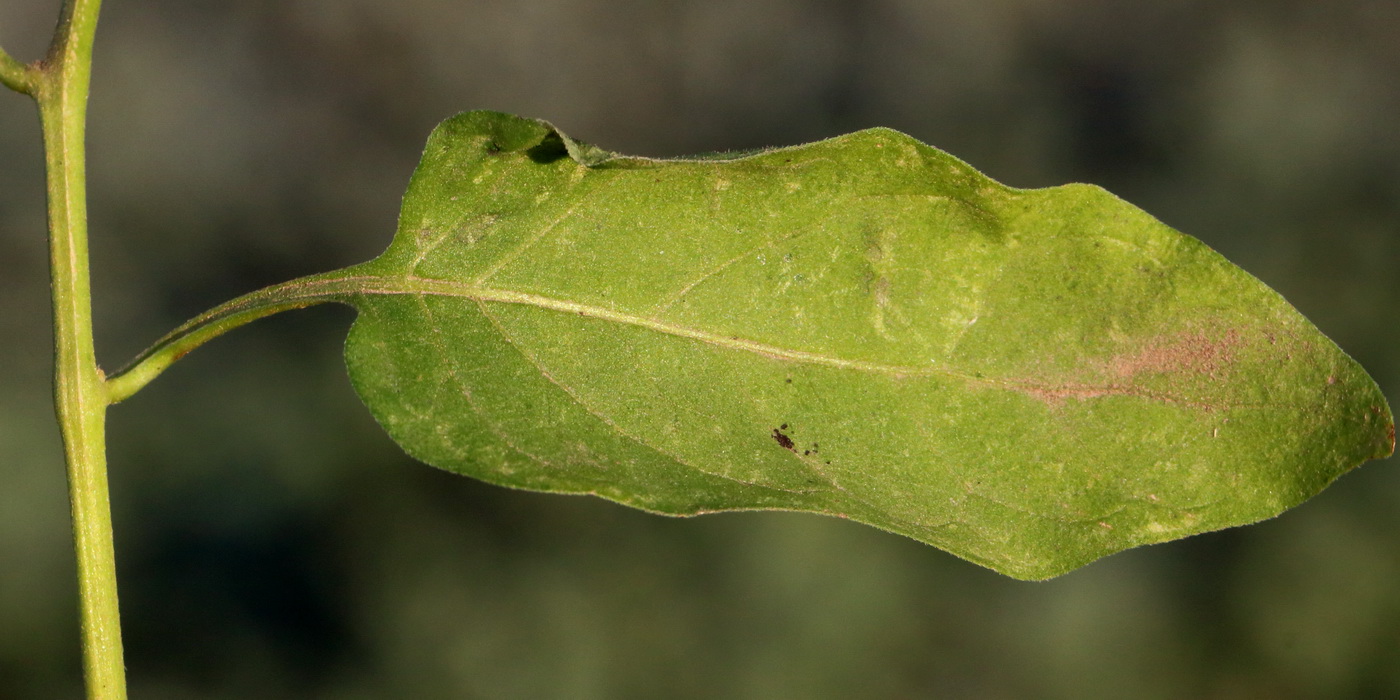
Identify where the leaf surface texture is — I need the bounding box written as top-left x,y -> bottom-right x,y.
333,111 -> 1392,579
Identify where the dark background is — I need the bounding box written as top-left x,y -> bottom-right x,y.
3,1 -> 1398,698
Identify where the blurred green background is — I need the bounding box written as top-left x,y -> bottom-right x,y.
3,1 -> 1398,698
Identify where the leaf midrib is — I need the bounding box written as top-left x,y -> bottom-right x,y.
285,272 -> 1230,409
112,270 -> 1234,409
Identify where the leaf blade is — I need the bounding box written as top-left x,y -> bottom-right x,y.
339,110 -> 1393,579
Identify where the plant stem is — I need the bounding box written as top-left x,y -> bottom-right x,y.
34,0 -> 127,697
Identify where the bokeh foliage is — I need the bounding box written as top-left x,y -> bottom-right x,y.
3,1 -> 1398,697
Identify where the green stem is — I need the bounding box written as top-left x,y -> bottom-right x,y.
33,0 -> 127,698
1,45 -> 39,94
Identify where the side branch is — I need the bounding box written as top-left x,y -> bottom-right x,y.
0,46 -> 39,94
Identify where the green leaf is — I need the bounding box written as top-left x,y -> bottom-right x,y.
333,110 -> 1391,580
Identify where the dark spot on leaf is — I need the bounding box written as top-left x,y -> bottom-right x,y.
803,450 -> 810,456
780,423 -> 788,430
772,428 -> 796,452
785,378 -> 793,384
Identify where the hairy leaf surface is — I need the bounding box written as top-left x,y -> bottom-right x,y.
332,111 -> 1392,579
